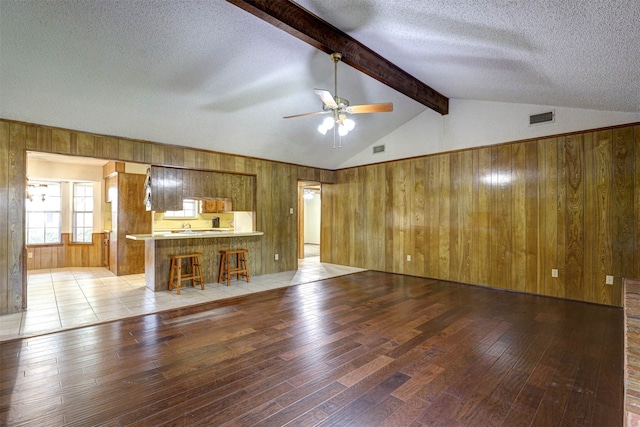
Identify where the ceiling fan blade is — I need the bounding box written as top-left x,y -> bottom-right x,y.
314,89 -> 338,108
283,111 -> 329,119
348,102 -> 394,114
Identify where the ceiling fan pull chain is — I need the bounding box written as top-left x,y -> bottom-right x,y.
333,125 -> 337,149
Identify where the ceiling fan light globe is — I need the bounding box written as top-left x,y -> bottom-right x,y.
322,117 -> 335,129
338,125 -> 348,137
317,124 -> 328,135
344,118 -> 355,131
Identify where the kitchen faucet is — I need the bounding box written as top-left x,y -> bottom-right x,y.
182,223 -> 191,229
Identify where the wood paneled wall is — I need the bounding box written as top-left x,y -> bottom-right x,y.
0,119 -> 334,314
322,124 -> 640,307
26,233 -> 103,270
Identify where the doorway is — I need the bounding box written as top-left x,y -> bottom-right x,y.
297,181 -> 321,260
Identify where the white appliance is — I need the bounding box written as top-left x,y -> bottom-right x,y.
231,211 -> 255,232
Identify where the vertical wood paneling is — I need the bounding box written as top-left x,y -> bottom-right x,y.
320,175 -> 334,264
539,138 -> 559,297
392,161 -> 409,274
449,152 -> 461,281
323,123 -> 638,307
593,130 -> 613,305
612,127 -> 634,306
583,133 -> 596,302
472,147 -> 491,286
102,137 -> 119,159
353,168 -> 365,268
51,129 -> 71,154
512,142 -> 527,292
425,156 -> 440,278
26,233 -> 103,269
524,141 -> 539,294
77,133 -> 95,157
563,134 -> 584,301
413,159 -> 426,277
118,139 -> 134,162
384,163 -> 395,272
493,145 -> 513,290
459,151 -> 473,284
437,154 -> 450,280
340,168 -> 355,267
556,137 -> 567,299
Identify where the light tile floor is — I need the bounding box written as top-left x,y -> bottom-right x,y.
0,256 -> 365,342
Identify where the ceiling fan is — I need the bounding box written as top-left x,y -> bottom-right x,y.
283,52 -> 393,148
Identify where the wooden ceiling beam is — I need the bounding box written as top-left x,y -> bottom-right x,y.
227,0 -> 449,115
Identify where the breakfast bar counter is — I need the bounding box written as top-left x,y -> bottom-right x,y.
126,231 -> 264,291
126,230 -> 264,240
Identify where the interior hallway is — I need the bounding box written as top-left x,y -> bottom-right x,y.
0,252 -> 364,342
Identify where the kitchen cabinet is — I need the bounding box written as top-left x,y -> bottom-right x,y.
104,171 -> 152,275
148,166 -> 183,211
200,198 -> 232,213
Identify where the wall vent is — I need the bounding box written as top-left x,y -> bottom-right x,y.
529,111 -> 555,125
373,144 -> 385,154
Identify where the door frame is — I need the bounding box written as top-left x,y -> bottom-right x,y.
297,181 -> 321,259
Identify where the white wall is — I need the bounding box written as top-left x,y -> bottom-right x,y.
304,193 -> 321,245
338,99 -> 640,169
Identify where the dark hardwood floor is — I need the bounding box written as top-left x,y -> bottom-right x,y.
0,271 -> 623,426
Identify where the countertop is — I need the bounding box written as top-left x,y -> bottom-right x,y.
126,230 -> 264,241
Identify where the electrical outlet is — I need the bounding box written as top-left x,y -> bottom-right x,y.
290,208 -> 294,214
606,275 -> 614,285
28,252 -> 33,259
274,253 -> 279,261
406,255 -> 412,262
551,269 -> 558,278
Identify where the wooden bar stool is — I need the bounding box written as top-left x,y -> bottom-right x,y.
217,249 -> 250,286
168,253 -> 204,295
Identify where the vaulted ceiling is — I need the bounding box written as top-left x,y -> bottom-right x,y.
1,1 -> 639,169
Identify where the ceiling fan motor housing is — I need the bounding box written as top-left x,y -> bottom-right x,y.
334,96 -> 349,108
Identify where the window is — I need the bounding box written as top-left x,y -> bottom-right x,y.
73,182 -> 94,243
26,181 -> 61,244
163,199 -> 197,218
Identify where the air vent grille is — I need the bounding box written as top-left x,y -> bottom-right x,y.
373,145 -> 385,154
529,111 -> 554,125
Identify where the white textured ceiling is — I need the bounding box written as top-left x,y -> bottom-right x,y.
1,0 -> 639,169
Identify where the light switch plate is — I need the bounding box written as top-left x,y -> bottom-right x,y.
606,275 -> 614,285
551,269 -> 558,278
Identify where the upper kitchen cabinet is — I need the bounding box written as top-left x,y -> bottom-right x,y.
200,198 -> 232,213
148,166 -> 183,211
148,166 -> 256,212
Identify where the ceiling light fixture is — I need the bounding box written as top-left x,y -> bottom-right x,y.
284,52 -> 392,149
25,177 -> 48,202
318,115 -> 355,139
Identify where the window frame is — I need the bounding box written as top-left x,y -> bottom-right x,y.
72,182 -> 94,244
25,180 -> 62,245
163,199 -> 197,219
